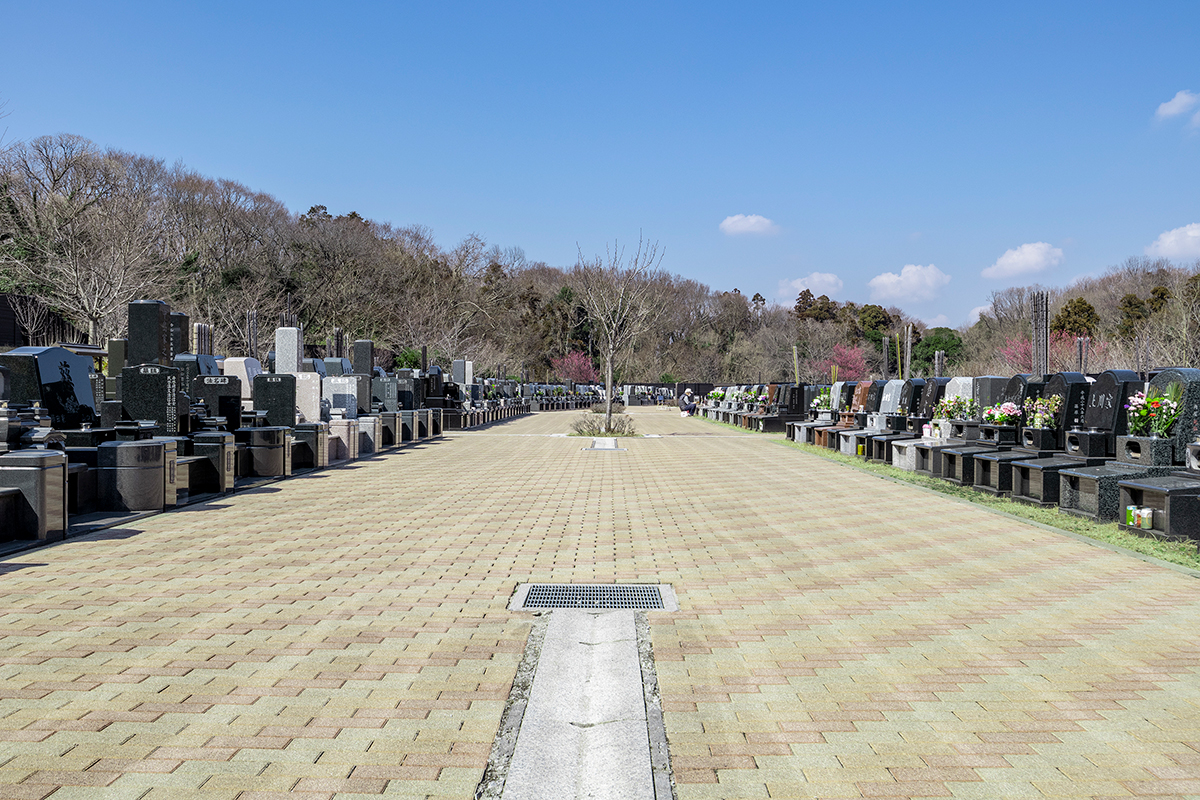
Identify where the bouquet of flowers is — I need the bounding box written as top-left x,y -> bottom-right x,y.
1126,383 -> 1182,436
708,390 -> 725,401
1022,394 -> 1063,429
933,395 -> 978,421
981,401 -> 1022,425
810,388 -> 832,410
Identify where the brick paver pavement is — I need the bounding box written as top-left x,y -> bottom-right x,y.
1,408 -> 1200,799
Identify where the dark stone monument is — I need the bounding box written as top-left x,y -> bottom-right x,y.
253,374 -> 297,428
170,311 -> 190,358
302,358 -> 328,377
323,358 -> 351,377
373,375 -> 399,413
193,374 -> 243,432
1065,370 -> 1142,459
351,340 -> 375,375
128,299 -> 172,366
122,364 -> 188,435
0,346 -> 99,428
173,353 -> 220,391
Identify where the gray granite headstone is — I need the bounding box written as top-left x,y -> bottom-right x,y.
275,327 -> 304,375
324,376 -> 359,418
878,380 -> 904,414
944,377 -> 973,406
222,358 -> 262,402
294,372 -> 326,423
452,359 -> 474,386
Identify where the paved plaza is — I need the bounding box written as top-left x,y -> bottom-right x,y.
2,408 -> 1200,799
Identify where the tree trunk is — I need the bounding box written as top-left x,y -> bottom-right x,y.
605,349 -> 614,433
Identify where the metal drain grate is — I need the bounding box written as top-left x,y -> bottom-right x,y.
510,583 -> 678,611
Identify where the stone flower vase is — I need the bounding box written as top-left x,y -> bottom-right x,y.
1117,435 -> 1175,466
980,424 -> 1019,445
1021,427 -> 1057,450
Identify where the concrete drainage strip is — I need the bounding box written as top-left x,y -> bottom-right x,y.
475,585 -> 677,800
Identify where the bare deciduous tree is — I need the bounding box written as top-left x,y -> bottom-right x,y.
572,237 -> 666,431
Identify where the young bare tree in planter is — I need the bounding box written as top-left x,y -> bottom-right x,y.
572,237 -> 666,433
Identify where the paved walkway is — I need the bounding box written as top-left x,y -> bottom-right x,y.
2,408 -> 1200,799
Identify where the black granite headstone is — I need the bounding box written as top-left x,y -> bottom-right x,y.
1083,370 -> 1141,433
302,358 -> 328,377
916,377 -> 950,419
170,311 -> 190,358
323,358 -> 351,377
121,364 -> 187,435
253,373 -> 297,428
173,353 -> 220,391
0,346 -> 99,428
372,375 -> 399,413
352,340 -> 375,375
899,378 -> 926,415
128,300 -> 171,366
193,374 -> 243,432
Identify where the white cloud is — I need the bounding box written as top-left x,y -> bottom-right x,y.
1156,89 -> 1200,119
981,242 -> 1063,279
1145,222 -> 1200,259
967,304 -> 991,324
923,314 -> 951,328
867,263 -> 951,304
778,271 -> 844,298
719,214 -> 779,235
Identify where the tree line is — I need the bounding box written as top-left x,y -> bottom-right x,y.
3,133 -> 1199,383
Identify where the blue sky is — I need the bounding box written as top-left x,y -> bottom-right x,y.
3,2 -> 1199,327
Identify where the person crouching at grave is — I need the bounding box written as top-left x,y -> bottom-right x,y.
678,388 -> 698,417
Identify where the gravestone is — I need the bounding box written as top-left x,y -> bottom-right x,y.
1065,370 -> 1142,458
452,359 -> 474,387
1032,372 -> 1089,450
193,374 -> 242,432
999,374 -> 1038,411
324,376 -> 359,418
899,378 -> 925,415
351,340 -> 375,375
173,353 -> 220,391
943,377 -> 974,411
302,358 -> 328,377
122,364 -> 187,435
106,339 -> 128,377
323,358 -> 351,377
169,311 -> 190,358
916,377 -> 950,420
0,364 -> 8,403
373,375 -> 400,413
253,374 -> 298,428
1114,368 -> 1200,466
128,300 -> 172,366
275,327 -> 304,375
0,346 -> 99,429
973,376 -> 1008,409
222,358 -> 262,403
294,372 -> 326,423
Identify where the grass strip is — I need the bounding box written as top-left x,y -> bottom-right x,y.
698,414 -> 1200,572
